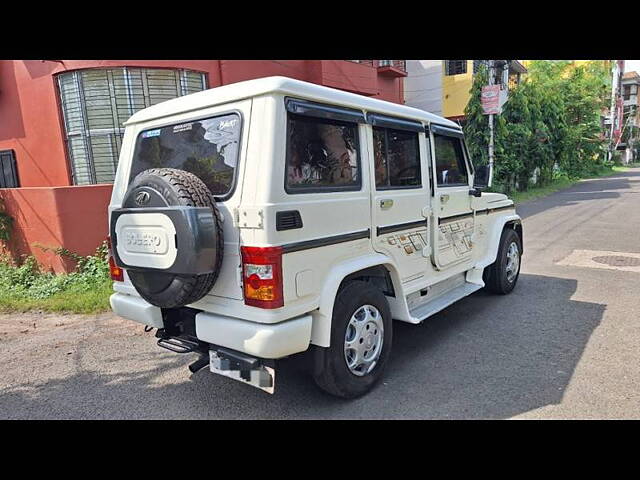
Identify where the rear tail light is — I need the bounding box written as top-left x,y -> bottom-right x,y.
241,246 -> 283,309
106,236 -> 124,282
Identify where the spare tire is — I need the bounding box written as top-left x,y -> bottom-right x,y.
120,168 -> 224,308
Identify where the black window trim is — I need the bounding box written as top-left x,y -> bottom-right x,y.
432,132 -> 470,188
285,97 -> 366,124
366,112 -> 424,132
429,124 -> 464,138
130,109 -> 244,201
373,126 -> 422,191
284,112 -> 363,195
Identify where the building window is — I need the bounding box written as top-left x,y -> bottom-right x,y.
0,150 -> 19,188
57,67 -> 208,185
373,127 -> 421,189
445,60 -> 467,76
473,60 -> 487,74
508,73 -> 521,90
286,114 -> 360,193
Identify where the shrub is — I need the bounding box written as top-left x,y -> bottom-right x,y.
0,199 -> 13,242
0,242 -> 111,301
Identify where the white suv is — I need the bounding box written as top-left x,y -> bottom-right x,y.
108,76 -> 522,398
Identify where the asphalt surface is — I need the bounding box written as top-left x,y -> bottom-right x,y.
1,168 -> 639,419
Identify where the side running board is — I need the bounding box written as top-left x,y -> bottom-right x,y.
409,282 -> 482,322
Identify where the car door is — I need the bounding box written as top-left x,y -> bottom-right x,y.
369,113 -> 431,283
429,124 -> 475,270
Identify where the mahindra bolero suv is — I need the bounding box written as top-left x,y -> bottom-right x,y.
108,76 -> 522,398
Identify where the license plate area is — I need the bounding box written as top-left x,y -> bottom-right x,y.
209,347 -> 275,394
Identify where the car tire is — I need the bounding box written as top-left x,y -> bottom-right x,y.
483,227 -> 522,295
313,280 -> 392,399
124,168 -> 224,308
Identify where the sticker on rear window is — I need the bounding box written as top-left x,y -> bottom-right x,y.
173,123 -> 193,133
218,119 -> 238,130
142,129 -> 161,138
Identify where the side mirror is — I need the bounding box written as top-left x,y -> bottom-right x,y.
474,164 -> 491,189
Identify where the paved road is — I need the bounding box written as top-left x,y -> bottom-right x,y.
2,169 -> 639,419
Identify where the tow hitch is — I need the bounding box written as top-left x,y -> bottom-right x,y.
155,329 -> 275,393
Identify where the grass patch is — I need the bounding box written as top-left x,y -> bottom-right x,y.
0,279 -> 113,314
509,176 -> 577,205
510,164 -> 625,205
0,243 -> 113,314
617,162 -> 640,169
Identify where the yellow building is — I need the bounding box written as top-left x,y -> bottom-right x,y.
441,60 -> 527,121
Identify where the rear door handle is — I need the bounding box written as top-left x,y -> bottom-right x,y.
440,194 -> 450,203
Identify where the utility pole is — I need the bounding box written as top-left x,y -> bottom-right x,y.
488,60 -> 494,185
608,61 -> 618,161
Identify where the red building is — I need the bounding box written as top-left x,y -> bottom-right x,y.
0,60 -> 407,271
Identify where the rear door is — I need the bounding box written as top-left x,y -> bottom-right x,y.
113,99 -> 253,300
369,114 -> 431,283
429,124 -> 475,270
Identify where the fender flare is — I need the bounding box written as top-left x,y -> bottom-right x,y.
475,213 -> 522,270
310,253 -> 400,348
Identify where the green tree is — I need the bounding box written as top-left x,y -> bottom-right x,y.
463,64 -> 491,167
464,60 -> 611,192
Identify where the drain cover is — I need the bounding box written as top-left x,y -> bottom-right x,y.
592,255 -> 640,267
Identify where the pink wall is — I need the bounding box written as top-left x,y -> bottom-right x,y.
0,184 -> 113,272
0,60 -> 404,189
0,60 -> 405,271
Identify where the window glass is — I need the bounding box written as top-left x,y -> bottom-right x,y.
286,114 -> 360,191
434,135 -> 468,186
373,127 -> 421,188
57,68 -> 208,185
130,113 -> 241,196
623,85 -> 631,100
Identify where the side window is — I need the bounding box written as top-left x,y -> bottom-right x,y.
286,114 -> 360,192
373,127 -> 421,189
433,134 -> 469,186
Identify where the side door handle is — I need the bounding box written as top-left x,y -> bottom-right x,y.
440,194 -> 450,204
380,199 -> 394,210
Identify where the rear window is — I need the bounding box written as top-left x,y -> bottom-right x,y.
130,113 -> 241,197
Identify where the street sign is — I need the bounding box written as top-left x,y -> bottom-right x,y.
481,85 -> 501,115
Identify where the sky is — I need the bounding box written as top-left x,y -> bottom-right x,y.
625,60 -> 640,73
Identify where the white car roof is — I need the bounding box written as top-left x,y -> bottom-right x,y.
125,76 -> 460,129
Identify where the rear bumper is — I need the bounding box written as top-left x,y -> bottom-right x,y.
195,311 -> 312,359
110,293 -> 164,328
110,292 -> 313,359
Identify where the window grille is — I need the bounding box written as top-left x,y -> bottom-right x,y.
445,60 -> 467,76
57,67 -> 208,185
